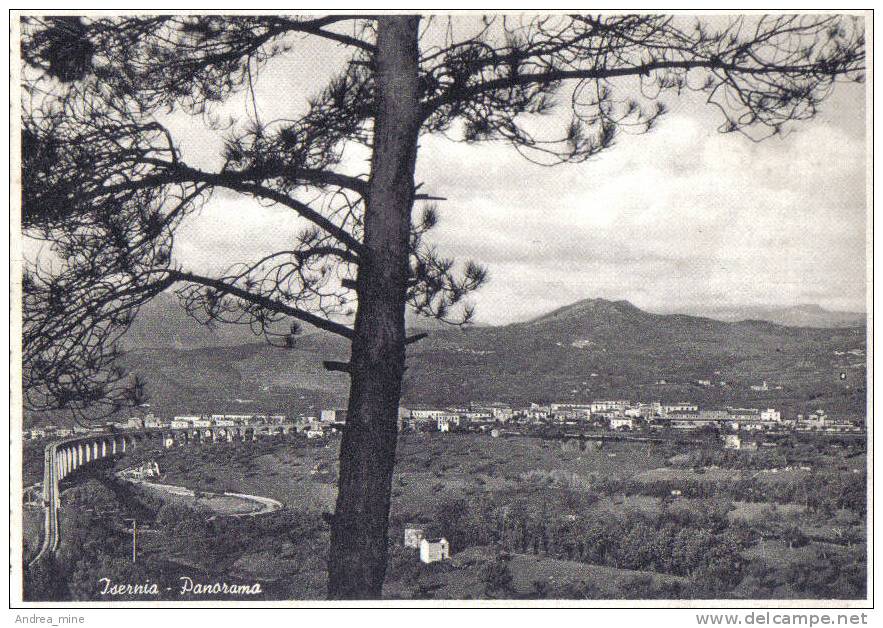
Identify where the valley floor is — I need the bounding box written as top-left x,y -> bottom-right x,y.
22,432 -> 867,601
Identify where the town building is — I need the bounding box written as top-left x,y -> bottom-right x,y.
437,414 -> 463,432
590,400 -> 629,413
404,523 -> 427,549
760,408 -> 782,422
526,404 -> 551,420
472,402 -> 515,421
119,461 -> 161,481
419,537 -> 450,564
410,408 -> 447,420
610,417 -> 636,431
306,427 -> 325,439
723,434 -> 742,450
698,409 -> 729,422
669,415 -> 718,430
144,413 -> 164,429
122,417 -> 145,430
213,414 -> 256,425
660,402 -> 699,415
321,409 -> 347,423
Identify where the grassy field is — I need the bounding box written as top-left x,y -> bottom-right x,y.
136,483 -> 268,516
22,507 -> 43,563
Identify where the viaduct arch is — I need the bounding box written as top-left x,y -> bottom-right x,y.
29,424 -> 300,568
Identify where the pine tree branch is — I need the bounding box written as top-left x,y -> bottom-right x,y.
99,162 -> 367,255
275,16 -> 377,53
422,58 -> 865,118
166,269 -> 354,340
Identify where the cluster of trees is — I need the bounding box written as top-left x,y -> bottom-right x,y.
670,447 -> 789,470
734,549 -> 866,599
620,469 -> 867,517
404,493 -> 745,587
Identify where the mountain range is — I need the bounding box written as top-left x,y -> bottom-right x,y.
682,304 -> 866,329
70,296 -> 865,426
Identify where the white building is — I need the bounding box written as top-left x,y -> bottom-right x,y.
610,417 -> 636,431
120,461 -> 161,481
171,415 -> 202,428
480,404 -> 515,421
437,414 -> 462,432
591,400 -> 629,413
419,537 -> 450,564
723,434 -> 742,450
213,414 -> 255,425
144,414 -> 164,429
404,524 -> 426,549
526,404 -> 551,420
410,408 -> 446,420
321,409 -> 347,423
660,403 -> 698,415
115,417 -> 144,430
760,408 -> 782,422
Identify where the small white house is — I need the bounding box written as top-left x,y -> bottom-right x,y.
610,417 -> 635,431
436,414 -> 461,432
760,408 -> 781,422
404,523 -> 426,549
723,434 -> 742,450
419,537 -> 450,564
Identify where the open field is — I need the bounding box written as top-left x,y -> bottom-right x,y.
22,507 -> 43,564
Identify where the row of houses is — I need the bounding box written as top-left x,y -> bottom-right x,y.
24,412 -> 291,440
168,414 -> 288,429
395,400 -> 862,435
24,400 -> 862,441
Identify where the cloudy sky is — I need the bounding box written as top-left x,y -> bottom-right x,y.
148,17 -> 869,325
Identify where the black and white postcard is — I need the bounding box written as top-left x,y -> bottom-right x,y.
8,9 -> 874,615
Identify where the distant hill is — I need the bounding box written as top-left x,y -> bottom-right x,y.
28,297 -> 866,427
401,298 -> 866,415
119,293 -> 273,350
119,293 -> 459,350
685,304 -> 866,329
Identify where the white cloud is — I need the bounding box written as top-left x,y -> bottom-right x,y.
410,87 -> 867,323
138,34 -> 868,325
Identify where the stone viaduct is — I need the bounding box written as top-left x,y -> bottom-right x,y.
30,423 -> 301,567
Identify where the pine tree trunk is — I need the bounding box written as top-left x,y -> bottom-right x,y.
327,16 -> 422,600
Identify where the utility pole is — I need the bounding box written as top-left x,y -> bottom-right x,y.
124,518 -> 137,563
